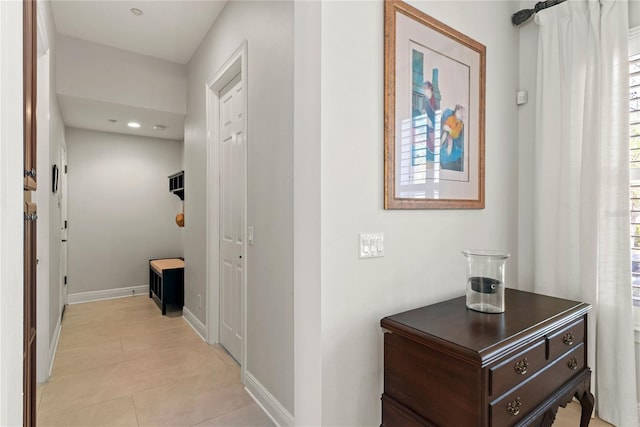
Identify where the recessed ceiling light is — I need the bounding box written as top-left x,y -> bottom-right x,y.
130,8 -> 143,16
153,125 -> 166,131
127,122 -> 141,128
107,119 -> 117,123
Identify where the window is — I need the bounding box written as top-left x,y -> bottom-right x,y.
629,27 -> 640,323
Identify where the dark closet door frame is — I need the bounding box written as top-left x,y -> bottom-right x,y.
23,0 -> 37,426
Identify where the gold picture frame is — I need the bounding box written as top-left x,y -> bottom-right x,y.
384,0 -> 486,209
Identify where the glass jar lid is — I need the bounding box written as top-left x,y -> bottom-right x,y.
461,249 -> 510,259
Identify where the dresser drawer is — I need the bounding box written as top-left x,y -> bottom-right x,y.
547,318 -> 585,361
489,344 -> 585,426
382,394 -> 436,427
489,339 -> 546,397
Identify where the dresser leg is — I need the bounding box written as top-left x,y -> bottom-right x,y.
577,389 -> 594,427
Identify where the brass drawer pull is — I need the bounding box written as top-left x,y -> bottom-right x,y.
567,357 -> 578,370
507,397 -> 522,416
562,332 -> 574,345
514,358 -> 529,375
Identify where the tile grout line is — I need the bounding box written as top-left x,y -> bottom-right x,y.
38,395 -> 137,424
44,355 -> 128,381
189,400 -> 256,427
35,385 -> 45,417
129,300 -> 154,426
130,394 -> 141,427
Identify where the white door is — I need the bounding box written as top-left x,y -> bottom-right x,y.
60,144 -> 68,313
219,74 -> 244,362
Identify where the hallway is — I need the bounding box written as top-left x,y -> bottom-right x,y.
36,296 -> 273,427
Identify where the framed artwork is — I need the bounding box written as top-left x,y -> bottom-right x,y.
384,0 -> 486,209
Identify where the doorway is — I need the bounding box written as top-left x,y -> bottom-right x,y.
206,41 -> 248,377
218,74 -> 244,362
59,143 -> 68,316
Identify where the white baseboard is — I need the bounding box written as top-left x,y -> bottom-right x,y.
182,306 -> 207,341
67,285 -> 148,304
48,316 -> 61,378
245,371 -> 294,427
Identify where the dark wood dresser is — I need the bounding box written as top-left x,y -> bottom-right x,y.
380,288 -> 594,427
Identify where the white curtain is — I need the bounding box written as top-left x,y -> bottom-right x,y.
533,1 -> 638,426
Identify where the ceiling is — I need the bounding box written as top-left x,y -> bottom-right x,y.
51,1 -> 227,64
50,0 -> 227,141
58,95 -> 186,141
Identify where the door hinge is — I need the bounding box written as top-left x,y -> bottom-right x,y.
64,165 -> 67,174
64,276 -> 67,285
64,220 -> 68,229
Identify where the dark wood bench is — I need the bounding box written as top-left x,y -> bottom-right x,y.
149,258 -> 184,315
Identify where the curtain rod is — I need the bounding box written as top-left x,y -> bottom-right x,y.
511,0 -> 568,26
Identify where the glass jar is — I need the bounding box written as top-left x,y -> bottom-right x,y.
462,250 -> 510,314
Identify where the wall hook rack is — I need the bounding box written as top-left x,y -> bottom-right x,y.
168,170 -> 184,201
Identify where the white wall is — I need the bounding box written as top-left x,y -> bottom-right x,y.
36,46 -> 52,384
66,128 -> 183,296
49,95 -> 65,347
631,0 -> 639,28
293,1 -> 322,425
185,0 -> 294,416
316,1 -> 520,424
56,35 -> 186,115
0,0 -> 25,423
35,0 -> 66,384
517,1 -> 538,291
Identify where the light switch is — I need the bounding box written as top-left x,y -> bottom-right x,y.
359,232 -> 385,259
516,90 -> 528,105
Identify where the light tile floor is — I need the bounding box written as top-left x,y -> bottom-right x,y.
37,296 -> 274,427
555,401 -> 613,427
36,295 -> 613,427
